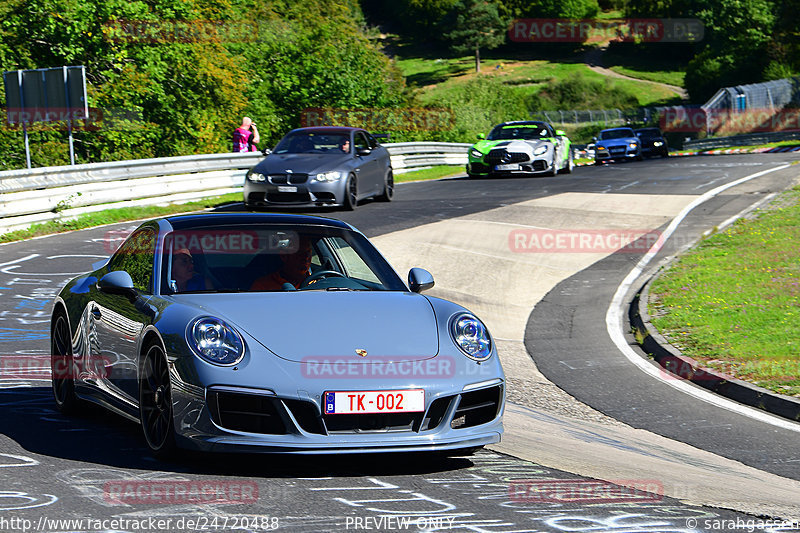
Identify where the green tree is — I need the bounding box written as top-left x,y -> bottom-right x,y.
444,0 -> 506,73
501,0 -> 599,19
0,0 -> 408,169
684,0 -> 776,101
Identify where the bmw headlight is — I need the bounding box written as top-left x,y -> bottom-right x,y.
313,171 -> 344,183
450,313 -> 492,361
533,145 -> 548,156
653,141 -> 663,147
188,317 -> 245,366
629,142 -> 639,149
469,148 -> 483,159
248,172 -> 266,182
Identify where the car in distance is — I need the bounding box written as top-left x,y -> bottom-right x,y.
51,213 -> 505,458
635,127 -> 669,158
594,127 -> 642,164
466,121 -> 573,178
244,127 -> 393,211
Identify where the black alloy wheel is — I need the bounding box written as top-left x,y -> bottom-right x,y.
343,174 -> 358,211
378,169 -> 394,201
51,312 -> 78,414
140,342 -> 176,458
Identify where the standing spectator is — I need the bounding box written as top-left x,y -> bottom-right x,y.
233,117 -> 260,152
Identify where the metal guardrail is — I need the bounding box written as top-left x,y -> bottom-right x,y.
0,142 -> 469,234
682,131 -> 800,151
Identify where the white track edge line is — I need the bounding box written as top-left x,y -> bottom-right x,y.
606,163 -> 800,433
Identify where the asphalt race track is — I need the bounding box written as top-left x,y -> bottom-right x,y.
0,153 -> 799,532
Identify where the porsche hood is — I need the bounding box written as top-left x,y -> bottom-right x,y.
176,291 -> 440,363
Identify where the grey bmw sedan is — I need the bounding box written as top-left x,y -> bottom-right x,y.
244,126 -> 394,210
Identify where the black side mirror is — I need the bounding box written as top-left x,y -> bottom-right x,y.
97,271 -> 138,301
408,268 -> 434,293
357,148 -> 372,156
261,147 -> 272,156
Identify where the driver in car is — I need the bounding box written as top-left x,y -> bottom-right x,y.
250,238 -> 314,291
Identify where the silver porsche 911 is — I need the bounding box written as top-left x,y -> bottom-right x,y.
51,213 -> 505,458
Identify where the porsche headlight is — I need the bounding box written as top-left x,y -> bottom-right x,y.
597,146 -> 608,152
533,145 -> 548,156
629,142 -> 639,149
313,171 -> 344,183
188,317 -> 245,366
469,148 -> 483,159
451,313 -> 492,361
653,141 -> 663,147
248,172 -> 266,182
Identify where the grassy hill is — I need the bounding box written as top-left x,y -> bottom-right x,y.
386,37 -> 687,144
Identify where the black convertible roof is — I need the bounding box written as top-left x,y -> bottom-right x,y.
496,121 -> 549,127
165,212 -> 351,230
288,126 -> 365,134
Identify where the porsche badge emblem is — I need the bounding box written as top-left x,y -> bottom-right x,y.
355,349 -> 368,357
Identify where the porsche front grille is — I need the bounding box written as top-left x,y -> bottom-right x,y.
208,391 -> 288,434
206,385 -> 503,436
451,385 -> 503,429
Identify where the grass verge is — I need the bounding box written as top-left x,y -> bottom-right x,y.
648,186 -> 800,397
0,166 -> 464,245
0,193 -> 244,245
396,165 -> 463,182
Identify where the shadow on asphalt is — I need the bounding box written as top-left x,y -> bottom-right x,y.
0,387 -> 475,478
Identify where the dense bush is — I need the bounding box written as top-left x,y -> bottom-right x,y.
0,0 -> 408,169
537,73 -> 639,110
623,0 -> 789,103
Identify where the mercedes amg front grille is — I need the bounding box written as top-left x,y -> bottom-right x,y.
485,150 -> 528,164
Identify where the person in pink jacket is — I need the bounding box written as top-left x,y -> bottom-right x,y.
233,116 -> 260,152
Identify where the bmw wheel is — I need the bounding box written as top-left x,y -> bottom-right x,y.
343,174 -> 357,211
140,342 -> 176,459
377,169 -> 394,202
51,311 -> 78,414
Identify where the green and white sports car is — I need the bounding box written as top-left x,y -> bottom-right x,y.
466,121 -> 573,178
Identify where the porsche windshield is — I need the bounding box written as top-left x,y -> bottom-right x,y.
488,125 -> 551,141
600,129 -> 635,140
273,132 -> 350,154
160,225 -> 406,293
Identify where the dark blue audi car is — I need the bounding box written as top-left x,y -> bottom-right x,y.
594,127 -> 642,164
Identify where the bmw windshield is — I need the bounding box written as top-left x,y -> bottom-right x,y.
273,132 -> 350,154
